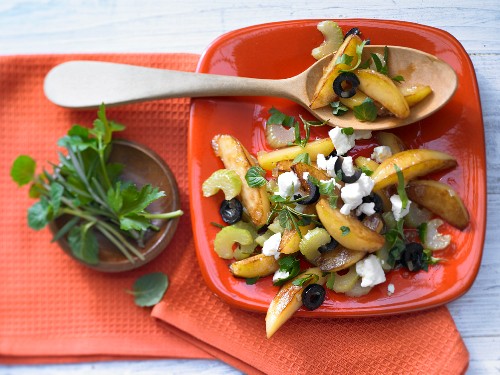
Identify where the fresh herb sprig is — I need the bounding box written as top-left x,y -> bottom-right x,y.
267,195 -> 318,238
11,104 -> 183,265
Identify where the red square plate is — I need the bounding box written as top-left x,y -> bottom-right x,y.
188,19 -> 486,316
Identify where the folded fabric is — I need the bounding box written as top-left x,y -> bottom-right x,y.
0,53 -> 211,362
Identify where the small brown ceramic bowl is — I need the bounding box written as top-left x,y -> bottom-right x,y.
50,139 -> 181,272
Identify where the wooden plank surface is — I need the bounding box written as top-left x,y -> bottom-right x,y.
0,1 -> 498,374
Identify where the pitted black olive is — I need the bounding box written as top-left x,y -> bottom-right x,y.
362,193 -> 384,213
333,72 -> 360,99
400,242 -> 425,272
328,149 -> 338,158
219,198 -> 243,224
300,180 -> 320,205
334,156 -> 344,174
302,284 -> 326,310
318,237 -> 339,254
342,168 -> 362,183
344,27 -> 361,38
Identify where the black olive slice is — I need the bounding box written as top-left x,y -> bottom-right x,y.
362,193 -> 384,213
334,156 -> 344,175
219,198 -> 243,224
333,72 -> 360,99
328,149 -> 338,158
400,242 -> 425,272
342,168 -> 362,184
300,180 -> 320,205
345,27 -> 361,38
302,284 -> 326,310
318,237 -> 339,254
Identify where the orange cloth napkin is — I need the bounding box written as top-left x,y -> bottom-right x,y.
0,54 -> 469,374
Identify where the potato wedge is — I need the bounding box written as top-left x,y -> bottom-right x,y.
310,35 -> 363,109
279,223 -> 316,254
316,197 -> 385,252
375,131 -> 407,154
212,134 -> 270,227
339,90 -> 370,109
401,84 -> 433,107
317,214 -> 383,272
355,69 -> 410,119
370,149 -> 457,192
229,254 -> 279,278
354,156 -> 379,175
265,267 -> 326,338
406,180 -> 469,229
257,138 -> 334,171
291,162 -> 332,190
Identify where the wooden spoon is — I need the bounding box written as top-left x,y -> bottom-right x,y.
44,46 -> 457,130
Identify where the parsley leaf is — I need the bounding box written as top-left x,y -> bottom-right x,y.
341,127 -> 354,136
385,218 -> 406,267
340,226 -> 350,236
245,166 -> 267,188
292,273 -> 319,286
330,101 -> 349,116
273,256 -> 301,286
394,164 -> 409,209
11,155 -> 36,186
353,98 -> 378,122
268,107 -> 296,127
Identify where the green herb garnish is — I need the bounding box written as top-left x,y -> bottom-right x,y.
330,101 -> 349,116
340,40 -> 368,72
245,165 -> 267,188
273,256 -> 301,286
336,53 -> 354,66
353,98 -> 378,122
268,195 -> 318,238
326,272 -> 336,290
292,273 -> 319,286
245,277 -> 260,285
418,222 -> 428,244
341,127 -> 354,136
340,226 -> 350,236
359,166 -> 374,176
127,272 -> 169,307
394,164 -> 409,209
385,218 -> 406,267
292,153 -> 311,165
11,104 -> 183,265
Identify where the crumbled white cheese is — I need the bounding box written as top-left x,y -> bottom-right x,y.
262,232 -> 282,260
387,283 -> 395,295
340,173 -> 374,215
355,202 -> 376,217
277,171 -> 300,198
354,130 -> 372,140
328,127 -> 355,155
316,153 -> 337,177
273,269 -> 290,283
341,156 -> 356,177
302,172 -> 309,181
356,254 -> 386,287
371,146 -> 392,163
390,194 -> 411,221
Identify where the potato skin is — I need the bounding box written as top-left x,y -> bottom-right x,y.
229,254 -> 279,278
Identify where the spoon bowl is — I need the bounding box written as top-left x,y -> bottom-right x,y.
44,45 -> 457,130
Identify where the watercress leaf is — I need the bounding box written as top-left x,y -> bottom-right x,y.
109,120 -> 126,132
131,272 -> 169,307
68,224 -> 99,265
11,155 -> 36,186
97,103 -> 112,144
326,272 -> 335,290
67,125 -> 89,139
341,127 -> 354,135
268,107 -> 287,125
330,101 -> 349,116
394,164 -> 409,209
107,182 -> 123,213
292,153 -> 310,165
106,162 -> 124,184
49,182 -> 64,215
392,75 -> 405,83
245,166 -> 267,188
120,184 -> 165,216
245,277 -> 259,285
360,166 -> 374,176
27,198 -> 51,230
353,98 -> 378,122
336,53 -> 354,66
340,226 -> 350,236
119,213 -> 152,232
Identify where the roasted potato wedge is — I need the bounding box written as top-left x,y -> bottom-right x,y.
354,156 -> 379,175
406,179 -> 469,229
355,69 -> 410,119
375,132 -> 407,154
310,35 -> 363,109
400,84 -> 433,107
279,223 -> 316,254
291,162 -> 332,189
212,134 -> 270,227
265,267 -> 326,338
257,138 -> 334,171
229,254 -> 279,278
370,149 -> 457,192
316,197 -> 385,252
317,214 -> 383,272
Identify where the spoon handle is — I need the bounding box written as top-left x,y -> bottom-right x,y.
44,61 -> 294,109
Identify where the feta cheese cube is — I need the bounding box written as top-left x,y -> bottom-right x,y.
328,127 -> 355,155
316,153 -> 337,177
355,254 -> 386,287
371,146 -> 392,163
340,173 -> 375,214
390,194 -> 411,221
356,202 -> 376,216
341,156 -> 355,177
273,269 -> 290,283
277,171 -> 300,198
262,232 -> 282,260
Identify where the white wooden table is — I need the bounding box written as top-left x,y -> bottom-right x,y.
1,1 -> 498,374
